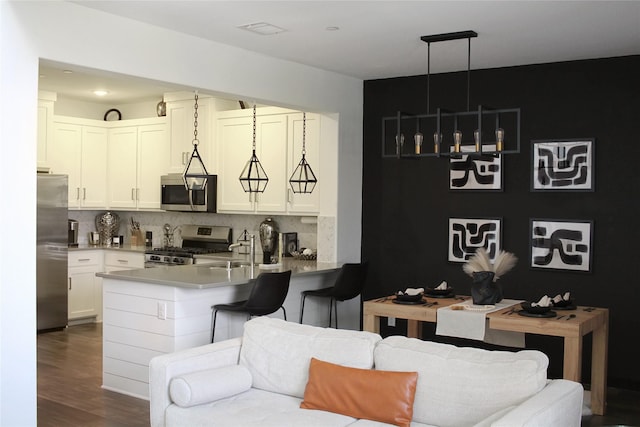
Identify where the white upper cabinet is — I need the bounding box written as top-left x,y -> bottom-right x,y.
107,119 -> 168,210
166,95 -> 213,174
217,108 -> 287,213
287,112 -> 320,214
50,118 -> 108,208
164,92 -> 237,175
216,107 -> 320,215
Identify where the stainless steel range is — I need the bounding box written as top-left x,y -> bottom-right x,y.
144,225 -> 232,266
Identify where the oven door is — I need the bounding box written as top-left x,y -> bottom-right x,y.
160,174 -> 217,212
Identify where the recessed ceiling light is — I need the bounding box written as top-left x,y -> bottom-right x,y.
238,22 -> 286,36
93,90 -> 109,97
326,26 -> 340,31
63,70 -> 73,74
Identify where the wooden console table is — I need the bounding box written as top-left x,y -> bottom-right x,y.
363,296 -> 609,415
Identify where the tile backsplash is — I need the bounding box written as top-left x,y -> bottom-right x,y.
69,210 -> 318,255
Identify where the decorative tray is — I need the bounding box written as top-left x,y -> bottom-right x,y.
291,251 -> 317,260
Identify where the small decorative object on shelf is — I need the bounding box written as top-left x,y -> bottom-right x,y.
463,248 -> 517,305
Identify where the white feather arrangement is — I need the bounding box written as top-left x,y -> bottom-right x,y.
462,248 -> 517,282
493,250 -> 518,280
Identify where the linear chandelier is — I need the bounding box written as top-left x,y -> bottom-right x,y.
382,30 -> 520,159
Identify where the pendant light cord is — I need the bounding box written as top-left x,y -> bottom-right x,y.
467,37 -> 471,112
252,104 -> 257,151
193,92 -> 199,146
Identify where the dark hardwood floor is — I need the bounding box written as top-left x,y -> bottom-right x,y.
37,323 -> 149,427
38,323 -> 640,426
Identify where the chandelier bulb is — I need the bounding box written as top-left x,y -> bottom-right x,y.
453,130 -> 462,153
414,132 -> 423,154
433,132 -> 442,154
496,128 -> 505,152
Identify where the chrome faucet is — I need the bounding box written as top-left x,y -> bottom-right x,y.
229,234 -> 256,267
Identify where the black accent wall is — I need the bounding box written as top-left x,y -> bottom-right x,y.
362,55 -> 640,390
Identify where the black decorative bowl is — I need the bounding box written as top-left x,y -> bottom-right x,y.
425,287 -> 454,296
395,292 -> 424,302
521,302 -> 552,314
552,299 -> 574,308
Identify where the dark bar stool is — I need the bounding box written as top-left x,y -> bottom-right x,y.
299,262 -> 368,328
211,270 -> 291,343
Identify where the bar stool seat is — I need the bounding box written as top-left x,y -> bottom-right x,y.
211,270 -> 291,342
299,262 -> 368,328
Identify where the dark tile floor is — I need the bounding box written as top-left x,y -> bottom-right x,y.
582,387 -> 640,426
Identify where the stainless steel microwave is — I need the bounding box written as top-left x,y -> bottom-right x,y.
160,174 -> 217,212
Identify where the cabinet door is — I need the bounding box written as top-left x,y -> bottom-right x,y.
255,115 -> 288,213
167,98 -> 212,174
217,116 -> 255,212
80,126 -> 108,208
51,122 -> 82,207
68,267 -> 97,320
137,124 -> 168,209
107,127 -> 138,209
287,113 -> 320,213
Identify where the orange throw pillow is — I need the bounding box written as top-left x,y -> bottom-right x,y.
300,358 -> 418,427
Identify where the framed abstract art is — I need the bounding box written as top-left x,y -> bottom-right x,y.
450,144 -> 503,191
531,138 -> 595,191
530,218 -> 593,272
448,217 -> 502,263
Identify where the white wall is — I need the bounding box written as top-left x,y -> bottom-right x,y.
1,1 -> 363,424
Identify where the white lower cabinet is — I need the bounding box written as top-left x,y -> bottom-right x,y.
68,250 -> 145,323
68,251 -> 103,322
103,251 -> 145,272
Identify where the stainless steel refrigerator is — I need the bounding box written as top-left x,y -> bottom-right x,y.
37,174 -> 68,332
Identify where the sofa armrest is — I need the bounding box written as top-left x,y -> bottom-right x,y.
487,379 -> 584,427
149,337 -> 243,427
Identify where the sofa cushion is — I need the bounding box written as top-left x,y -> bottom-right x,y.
165,387 -> 358,427
169,365 -> 252,408
300,357 -> 418,427
374,336 -> 548,427
239,317 -> 382,398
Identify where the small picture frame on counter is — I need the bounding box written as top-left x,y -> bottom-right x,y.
282,232 -> 298,257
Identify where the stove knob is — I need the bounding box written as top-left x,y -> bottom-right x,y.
164,256 -> 171,263
173,257 -> 182,264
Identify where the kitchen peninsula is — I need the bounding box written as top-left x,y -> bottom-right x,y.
97,259 -> 357,399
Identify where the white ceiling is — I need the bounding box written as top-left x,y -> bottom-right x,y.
40,1 -> 640,103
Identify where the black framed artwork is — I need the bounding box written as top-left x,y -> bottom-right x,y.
531,138 -> 595,191
530,219 -> 593,272
450,144 -> 503,191
448,217 -> 502,263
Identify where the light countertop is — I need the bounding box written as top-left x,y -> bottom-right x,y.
97,259 -> 341,289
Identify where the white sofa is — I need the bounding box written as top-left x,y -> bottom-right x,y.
149,317 -> 584,427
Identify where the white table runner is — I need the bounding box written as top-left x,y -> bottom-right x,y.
436,298 -> 525,347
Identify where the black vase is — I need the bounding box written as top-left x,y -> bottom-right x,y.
471,271 -> 503,305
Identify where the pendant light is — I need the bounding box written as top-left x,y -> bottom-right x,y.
289,112 -> 318,194
183,92 -> 210,191
239,105 -> 269,193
